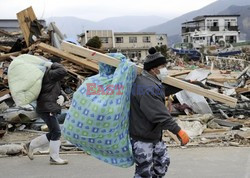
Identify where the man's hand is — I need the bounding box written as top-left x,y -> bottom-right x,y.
56,95 -> 64,106
177,129 -> 189,146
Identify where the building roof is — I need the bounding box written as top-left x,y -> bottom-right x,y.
182,19 -> 204,25
193,15 -> 240,21
182,15 -> 240,25
114,32 -> 156,35
78,31 -> 165,37
78,30 -> 113,37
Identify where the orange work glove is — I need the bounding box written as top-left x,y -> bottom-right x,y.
177,129 -> 189,146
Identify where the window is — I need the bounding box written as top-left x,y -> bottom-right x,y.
226,36 -> 236,43
215,36 -> 223,43
143,36 -> 151,43
207,20 -> 212,29
207,19 -> 218,26
224,18 -> 237,30
115,37 -> 123,43
230,19 -> 237,26
100,37 -> 108,43
129,37 -> 137,43
157,36 -> 164,41
128,51 -> 141,60
213,20 -> 218,27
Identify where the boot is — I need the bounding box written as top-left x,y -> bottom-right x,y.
23,134 -> 49,160
49,140 -> 68,165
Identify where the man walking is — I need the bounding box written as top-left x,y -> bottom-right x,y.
24,62 -> 68,165
129,47 -> 189,177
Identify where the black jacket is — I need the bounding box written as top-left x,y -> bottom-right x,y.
36,63 -> 67,114
129,70 -> 181,143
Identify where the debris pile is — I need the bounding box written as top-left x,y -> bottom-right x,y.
0,7 -> 250,157
0,7 -> 98,156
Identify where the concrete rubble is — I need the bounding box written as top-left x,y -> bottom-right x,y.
0,7 -> 250,158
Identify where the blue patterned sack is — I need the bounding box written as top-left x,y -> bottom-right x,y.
63,53 -> 137,167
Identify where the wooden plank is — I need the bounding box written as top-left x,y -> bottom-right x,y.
203,128 -> 229,133
163,77 -> 237,107
62,42 -> 119,66
85,46 -> 106,54
0,29 -> 12,36
16,6 -> 37,46
61,41 -> 142,73
214,119 -> 243,129
0,46 -> 11,53
0,89 -> 10,97
206,80 -> 233,89
38,43 -> 99,72
27,7 -> 37,22
61,41 -> 238,107
169,70 -> 191,77
0,51 -> 21,61
236,87 -> 250,94
236,66 -> 249,80
0,68 -> 3,78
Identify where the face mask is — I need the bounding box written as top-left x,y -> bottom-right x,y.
156,67 -> 168,81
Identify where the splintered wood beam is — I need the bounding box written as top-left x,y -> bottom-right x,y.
0,46 -> 11,53
61,42 -> 126,71
169,70 -> 191,77
61,41 -> 238,107
38,43 -> 99,72
0,51 -> 22,61
162,76 -> 237,107
16,6 -> 38,46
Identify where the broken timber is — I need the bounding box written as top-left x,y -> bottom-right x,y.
0,51 -> 22,61
169,70 -> 191,77
38,43 -> 99,72
16,6 -> 41,47
61,41 -> 238,107
0,46 -> 11,53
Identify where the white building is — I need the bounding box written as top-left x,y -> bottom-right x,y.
78,30 -> 167,61
181,15 -> 240,49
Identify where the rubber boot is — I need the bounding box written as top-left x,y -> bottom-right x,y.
24,134 -> 49,160
49,140 -> 68,165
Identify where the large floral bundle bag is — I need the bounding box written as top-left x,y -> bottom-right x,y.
63,53 -> 137,167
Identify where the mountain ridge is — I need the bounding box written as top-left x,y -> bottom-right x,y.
46,15 -> 168,38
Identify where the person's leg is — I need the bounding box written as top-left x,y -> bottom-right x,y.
152,141 -> 170,178
40,113 -> 61,141
131,139 -> 154,178
23,113 -> 51,160
24,134 -> 49,160
40,113 -> 68,165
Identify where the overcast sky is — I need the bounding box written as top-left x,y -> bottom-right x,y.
0,0 -> 217,21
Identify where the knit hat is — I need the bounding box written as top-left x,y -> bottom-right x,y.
143,47 -> 167,70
